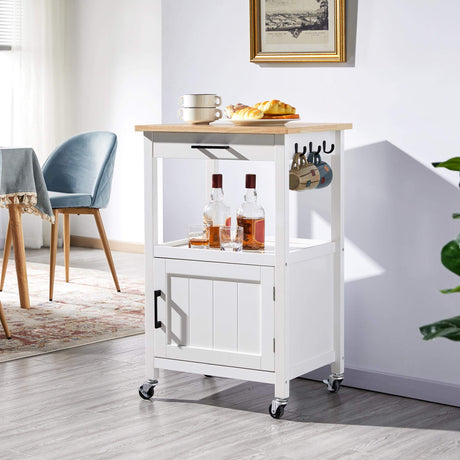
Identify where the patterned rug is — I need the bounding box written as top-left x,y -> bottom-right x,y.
0,262 -> 144,362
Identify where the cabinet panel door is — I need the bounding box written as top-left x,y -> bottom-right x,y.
154,258 -> 274,371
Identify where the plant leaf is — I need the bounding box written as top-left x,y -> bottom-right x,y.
441,236 -> 460,276
440,285 -> 460,294
432,157 -> 460,171
452,213 -> 460,219
420,316 -> 460,341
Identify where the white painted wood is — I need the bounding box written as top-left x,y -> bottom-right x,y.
165,344 -> 262,369
213,281 -> 238,351
168,275 -> 189,346
287,255 -> 334,379
153,132 -> 276,161
157,258 -> 274,370
154,357 -> 276,384
165,258 -> 261,282
143,133 -> 157,380
330,130 -> 345,376
260,266 -> 275,371
152,134 -> 163,246
289,351 -> 336,380
189,278 -> 214,349
153,258 -> 167,357
154,238 -> 335,266
141,125 -> 348,410
237,282 -> 261,355
274,135 -> 290,400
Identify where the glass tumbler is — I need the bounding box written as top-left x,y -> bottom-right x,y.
188,224 -> 209,248
219,226 -> 243,252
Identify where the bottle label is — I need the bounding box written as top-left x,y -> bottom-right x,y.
254,219 -> 265,243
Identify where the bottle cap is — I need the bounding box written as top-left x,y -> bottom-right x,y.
245,174 -> 256,189
212,174 -> 223,188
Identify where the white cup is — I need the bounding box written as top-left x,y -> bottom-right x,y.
178,107 -> 223,124
179,94 -> 221,108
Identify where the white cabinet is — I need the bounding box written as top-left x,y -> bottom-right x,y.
136,122 -> 352,418
154,258 -> 274,371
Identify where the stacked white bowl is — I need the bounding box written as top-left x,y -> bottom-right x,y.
178,94 -> 222,124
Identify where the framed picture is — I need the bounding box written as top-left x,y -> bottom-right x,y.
250,0 -> 346,63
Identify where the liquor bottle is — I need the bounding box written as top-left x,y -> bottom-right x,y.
203,174 -> 231,248
237,174 -> 265,250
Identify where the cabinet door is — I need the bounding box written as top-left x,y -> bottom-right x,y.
153,258 -> 274,371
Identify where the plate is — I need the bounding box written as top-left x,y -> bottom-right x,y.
226,118 -> 299,126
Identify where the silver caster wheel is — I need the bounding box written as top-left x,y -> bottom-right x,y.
138,379 -> 158,400
269,398 -> 288,419
323,374 -> 343,393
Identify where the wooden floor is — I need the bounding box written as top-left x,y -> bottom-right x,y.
1,248 -> 460,459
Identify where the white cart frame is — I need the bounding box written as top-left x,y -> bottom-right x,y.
137,122 -> 351,418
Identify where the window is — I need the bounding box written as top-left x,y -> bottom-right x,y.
0,0 -> 20,51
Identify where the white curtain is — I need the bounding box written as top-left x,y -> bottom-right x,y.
12,0 -> 68,248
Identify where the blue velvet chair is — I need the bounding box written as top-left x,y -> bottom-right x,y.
0,131 -> 120,300
43,131 -> 120,300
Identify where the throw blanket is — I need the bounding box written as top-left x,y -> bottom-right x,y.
0,148 -> 54,223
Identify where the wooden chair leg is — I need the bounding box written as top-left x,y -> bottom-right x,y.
9,204 -> 30,309
49,209 -> 59,301
93,209 -> 121,292
63,213 -> 70,282
0,220 -> 13,291
0,300 -> 11,339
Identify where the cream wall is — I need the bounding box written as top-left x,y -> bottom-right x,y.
160,0 -> 460,398
66,0 -> 162,244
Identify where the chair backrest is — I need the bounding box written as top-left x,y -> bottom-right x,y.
42,131 -> 117,208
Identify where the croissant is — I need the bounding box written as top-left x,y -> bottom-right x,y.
253,99 -> 296,115
232,106 -> 264,120
225,103 -> 249,119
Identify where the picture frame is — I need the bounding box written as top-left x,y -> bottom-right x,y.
250,0 -> 346,63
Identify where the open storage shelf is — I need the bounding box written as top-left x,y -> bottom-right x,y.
155,237 -> 336,266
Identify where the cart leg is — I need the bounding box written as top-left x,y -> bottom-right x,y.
269,380 -> 289,419
325,130 -> 345,394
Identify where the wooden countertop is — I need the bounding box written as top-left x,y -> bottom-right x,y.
135,121 -> 352,135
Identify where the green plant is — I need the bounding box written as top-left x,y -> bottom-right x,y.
420,158 -> 460,341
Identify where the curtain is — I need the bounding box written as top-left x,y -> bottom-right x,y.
12,0 -> 68,248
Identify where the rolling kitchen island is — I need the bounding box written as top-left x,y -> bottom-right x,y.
135,121 -> 352,418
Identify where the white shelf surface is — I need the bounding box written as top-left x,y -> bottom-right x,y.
154,237 -> 336,267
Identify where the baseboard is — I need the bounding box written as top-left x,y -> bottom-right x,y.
303,366 -> 460,408
70,235 -> 144,254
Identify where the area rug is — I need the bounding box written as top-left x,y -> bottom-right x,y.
0,262 -> 144,362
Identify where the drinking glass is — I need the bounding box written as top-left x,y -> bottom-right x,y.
188,224 -> 209,248
219,226 -> 243,252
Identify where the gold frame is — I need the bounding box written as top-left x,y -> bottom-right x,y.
250,0 -> 346,63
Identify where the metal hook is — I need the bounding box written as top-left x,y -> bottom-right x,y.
300,145 -> 307,156
322,140 -> 335,154
309,141 -> 322,154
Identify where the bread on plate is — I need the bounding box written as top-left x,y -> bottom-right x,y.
253,99 -> 296,115
231,107 -> 264,120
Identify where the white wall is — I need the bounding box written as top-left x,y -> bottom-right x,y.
66,0 -> 161,244
161,0 -> 460,390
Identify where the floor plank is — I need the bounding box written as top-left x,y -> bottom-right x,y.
0,248 -> 459,459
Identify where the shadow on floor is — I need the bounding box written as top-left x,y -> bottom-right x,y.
153,375 -> 460,430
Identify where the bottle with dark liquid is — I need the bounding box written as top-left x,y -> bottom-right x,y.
203,174 -> 231,248
237,174 -> 265,250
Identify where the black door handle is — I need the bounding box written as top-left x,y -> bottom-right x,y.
154,290 -> 163,329
191,145 -> 230,149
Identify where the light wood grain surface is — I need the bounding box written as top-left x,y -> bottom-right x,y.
135,122 -> 353,135
0,248 -> 459,460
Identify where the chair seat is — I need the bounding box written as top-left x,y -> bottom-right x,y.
48,191 -> 92,208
